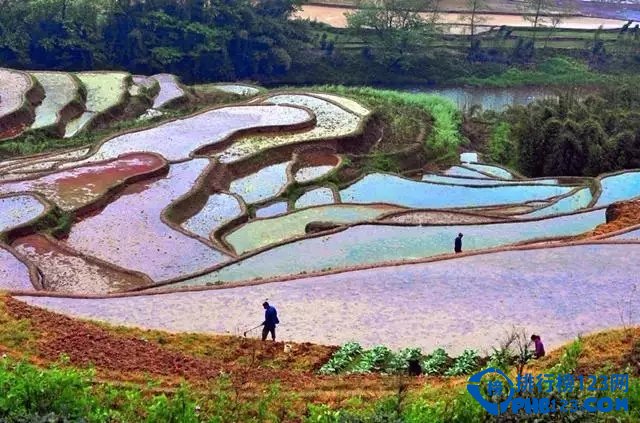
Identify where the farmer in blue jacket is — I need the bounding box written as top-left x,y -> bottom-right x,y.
261,302 -> 280,341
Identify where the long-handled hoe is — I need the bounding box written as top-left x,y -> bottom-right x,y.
243,324 -> 262,337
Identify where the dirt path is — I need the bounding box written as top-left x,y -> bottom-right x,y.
17,243 -> 640,356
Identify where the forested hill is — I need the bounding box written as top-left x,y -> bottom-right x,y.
0,0 -> 307,83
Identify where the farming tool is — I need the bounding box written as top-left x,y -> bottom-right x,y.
243,324 -> 262,337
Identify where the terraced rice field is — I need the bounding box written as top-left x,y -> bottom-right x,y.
422,174 -> 559,186
182,193 -> 244,241
464,163 -> 515,179
0,69 -> 33,138
17,243 -> 640,354
229,162 -> 291,204
212,84 -> 261,96
13,234 -> 150,294
0,154 -> 166,211
595,171 -> 640,206
256,201 -> 288,218
217,94 -> 369,163
62,160 -> 229,282
175,208 -> 605,287
295,186 -> 337,208
67,105 -> 312,165
226,204 -> 398,254
151,74 -> 185,109
0,82 -> 638,354
0,194 -> 47,231
64,72 -> 129,138
443,165 -> 492,178
610,228 -> 640,240
340,173 -> 572,208
0,246 -> 35,291
522,187 -> 593,218
30,72 -> 80,130
0,69 -> 32,119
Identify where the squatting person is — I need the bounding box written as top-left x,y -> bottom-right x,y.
531,334 -> 545,358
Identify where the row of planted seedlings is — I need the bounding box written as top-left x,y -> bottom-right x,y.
318,342 -> 484,377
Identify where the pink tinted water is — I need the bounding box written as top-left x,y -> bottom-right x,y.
13,234 -> 151,294
0,153 -> 165,211
0,246 -> 34,291
63,160 -> 229,282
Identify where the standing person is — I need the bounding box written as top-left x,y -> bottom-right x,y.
531,334 -> 545,358
454,233 -> 464,253
262,301 -> 279,342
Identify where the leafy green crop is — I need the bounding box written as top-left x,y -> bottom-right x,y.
318,342 -> 363,375
386,347 -> 423,374
349,345 -> 392,374
421,348 -> 450,376
445,349 -> 480,376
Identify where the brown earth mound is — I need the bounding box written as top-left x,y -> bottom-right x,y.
586,199 -> 640,238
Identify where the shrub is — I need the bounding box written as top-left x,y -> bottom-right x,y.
487,121 -> 515,166
0,359 -> 104,422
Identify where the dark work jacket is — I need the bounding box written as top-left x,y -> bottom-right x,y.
264,306 -> 279,328
454,237 -> 462,253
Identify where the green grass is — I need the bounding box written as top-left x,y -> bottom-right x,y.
0,357 -> 298,423
311,85 -> 462,161
458,57 -> 608,87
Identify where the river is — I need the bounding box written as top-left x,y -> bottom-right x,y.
409,85 -> 560,110
297,5 -> 631,33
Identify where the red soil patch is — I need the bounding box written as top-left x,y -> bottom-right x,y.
0,153 -> 166,212
12,234 -> 151,294
585,199 -> 640,238
0,123 -> 27,140
4,296 -> 223,379
2,297 -> 329,386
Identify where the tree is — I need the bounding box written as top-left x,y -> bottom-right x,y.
255,0 -> 303,19
459,0 -> 487,40
346,0 -> 438,70
519,0 -> 555,41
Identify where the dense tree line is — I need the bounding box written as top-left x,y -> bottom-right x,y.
0,0 -> 307,82
488,82 -> 640,177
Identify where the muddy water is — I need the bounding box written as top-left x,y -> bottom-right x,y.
13,234 -> 151,294
0,153 -> 166,211
297,5 -> 629,30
